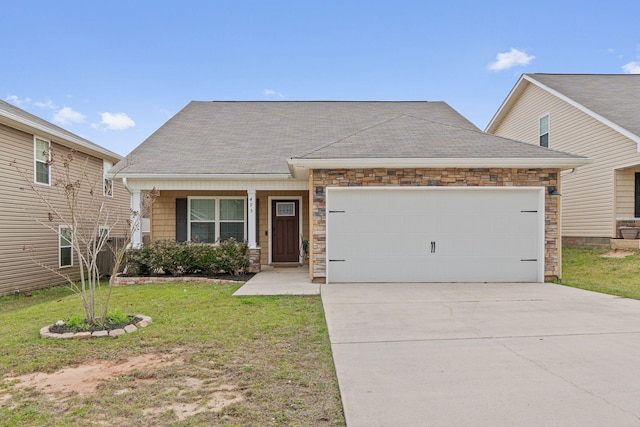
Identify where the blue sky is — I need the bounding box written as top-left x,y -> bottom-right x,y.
2,1 -> 639,156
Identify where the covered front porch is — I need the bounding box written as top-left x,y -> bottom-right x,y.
614,164 -> 640,243
124,177 -> 310,273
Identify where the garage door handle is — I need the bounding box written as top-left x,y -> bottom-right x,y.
520,259 -> 537,262
431,241 -> 436,253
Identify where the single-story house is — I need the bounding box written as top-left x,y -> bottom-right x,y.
112,101 -> 588,283
486,73 -> 640,247
0,100 -> 129,296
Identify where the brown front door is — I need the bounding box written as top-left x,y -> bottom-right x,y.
272,200 -> 299,263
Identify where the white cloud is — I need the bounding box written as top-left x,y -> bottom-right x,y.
53,106 -> 86,125
488,48 -> 535,71
34,99 -> 58,110
264,88 -> 285,99
622,61 -> 640,74
5,95 -> 31,106
94,112 -> 135,131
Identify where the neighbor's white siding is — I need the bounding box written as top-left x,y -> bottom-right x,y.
491,82 -> 640,238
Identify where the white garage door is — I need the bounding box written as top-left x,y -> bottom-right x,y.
326,187 -> 544,283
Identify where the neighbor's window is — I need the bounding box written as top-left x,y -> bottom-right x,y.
103,160 -> 113,197
34,137 -> 50,185
539,114 -> 550,148
98,226 -> 109,240
188,197 -> 246,243
59,226 -> 73,268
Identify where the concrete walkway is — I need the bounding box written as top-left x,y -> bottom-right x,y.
321,282 -> 640,427
232,266 -> 319,296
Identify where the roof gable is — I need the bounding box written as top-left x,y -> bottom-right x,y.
487,74 -> 640,147
297,112 -> 577,160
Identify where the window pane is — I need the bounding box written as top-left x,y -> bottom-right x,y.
191,222 -> 216,243
540,133 -> 549,148
220,222 -> 245,241
190,199 -> 215,221
104,178 -> 113,196
36,161 -> 49,184
35,139 -> 49,162
276,202 -> 295,216
220,199 -> 244,220
539,115 -> 549,134
60,247 -> 72,267
60,228 -> 72,246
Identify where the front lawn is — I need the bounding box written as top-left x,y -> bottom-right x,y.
561,248 -> 640,299
0,283 -> 344,426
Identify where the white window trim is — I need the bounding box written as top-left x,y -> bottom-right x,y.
98,226 -> 110,239
34,136 -> 51,186
103,160 -> 113,197
187,196 -> 247,243
539,113 -> 550,148
59,225 -> 73,268
276,202 -> 296,216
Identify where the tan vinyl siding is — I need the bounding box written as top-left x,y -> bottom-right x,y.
0,123 -> 129,296
492,83 -> 640,238
151,190 -> 310,265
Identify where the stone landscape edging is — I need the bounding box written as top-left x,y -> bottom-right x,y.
112,275 -> 244,286
40,315 -> 153,340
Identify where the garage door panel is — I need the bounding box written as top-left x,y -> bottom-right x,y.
327,188 -> 543,283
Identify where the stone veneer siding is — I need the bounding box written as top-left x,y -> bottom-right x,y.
310,168 -> 561,282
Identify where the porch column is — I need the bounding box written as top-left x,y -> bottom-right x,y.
130,189 -> 143,248
247,189 -> 257,249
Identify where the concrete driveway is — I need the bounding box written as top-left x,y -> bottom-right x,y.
321,282 -> 640,427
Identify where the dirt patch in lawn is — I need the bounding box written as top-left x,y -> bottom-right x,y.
600,250 -> 636,258
4,352 -> 244,420
9,353 -> 179,396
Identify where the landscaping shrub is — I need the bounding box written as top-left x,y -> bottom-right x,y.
125,239 -> 250,277
125,244 -> 154,275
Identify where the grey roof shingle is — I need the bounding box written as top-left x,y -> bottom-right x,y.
527,74 -> 640,138
115,101 -> 583,176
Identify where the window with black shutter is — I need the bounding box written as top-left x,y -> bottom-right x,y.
176,198 -> 188,242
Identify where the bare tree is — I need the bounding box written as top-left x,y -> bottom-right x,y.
11,148 -> 155,325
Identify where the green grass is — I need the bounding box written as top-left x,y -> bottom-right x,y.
0,283 -> 345,426
560,248 -> 640,299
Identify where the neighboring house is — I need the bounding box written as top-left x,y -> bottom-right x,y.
0,100 -> 129,296
486,74 -> 640,247
112,101 -> 588,283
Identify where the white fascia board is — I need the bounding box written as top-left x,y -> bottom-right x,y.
119,174 -> 308,192
523,75 -> 640,150
288,157 -> 592,172
112,173 -> 293,180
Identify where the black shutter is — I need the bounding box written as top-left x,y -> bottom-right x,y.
176,198 -> 187,242
635,173 -> 640,218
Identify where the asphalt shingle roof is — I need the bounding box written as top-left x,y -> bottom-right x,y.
114,101 -> 582,176
527,74 -> 640,138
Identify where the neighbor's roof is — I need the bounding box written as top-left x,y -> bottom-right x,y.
486,74 -> 640,142
0,100 -> 122,162
114,101 -> 587,177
